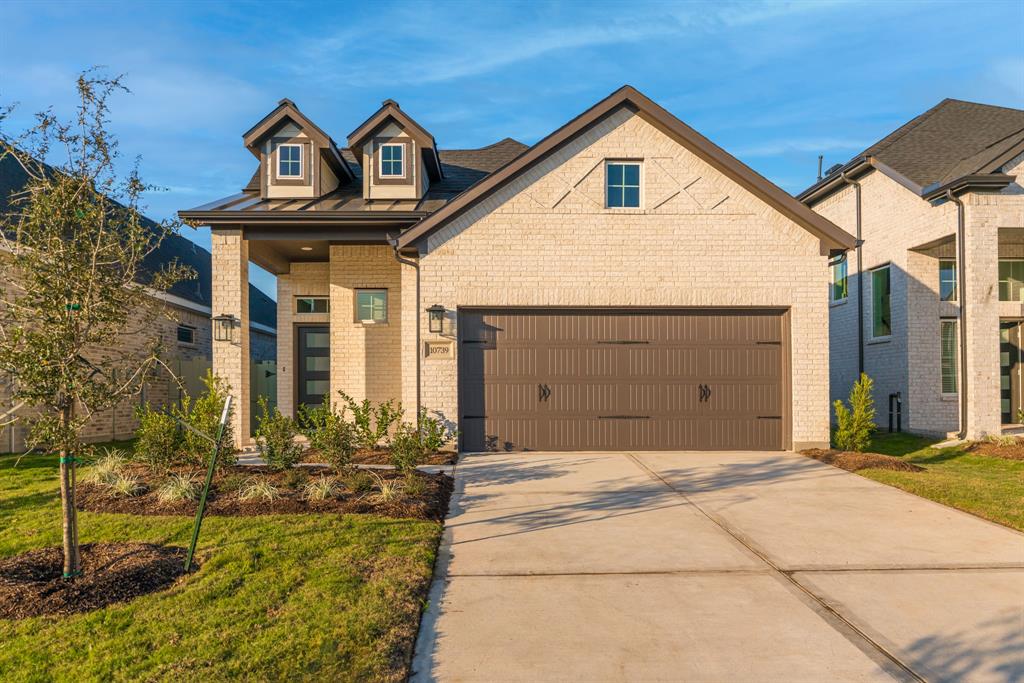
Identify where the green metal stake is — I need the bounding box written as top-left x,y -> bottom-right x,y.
184,394 -> 232,573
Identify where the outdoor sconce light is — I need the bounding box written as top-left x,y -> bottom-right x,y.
427,304 -> 445,334
212,313 -> 239,343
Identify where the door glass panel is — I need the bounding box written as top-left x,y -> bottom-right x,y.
305,380 -> 329,396
305,332 -> 329,348
306,356 -> 329,372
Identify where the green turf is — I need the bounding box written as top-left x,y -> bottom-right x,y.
857,432 -> 1024,532
0,452 -> 442,682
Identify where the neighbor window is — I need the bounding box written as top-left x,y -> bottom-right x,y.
939,259 -> 957,301
176,324 -> 196,345
355,289 -> 387,323
278,144 -> 302,178
871,265 -> 891,338
830,256 -> 848,302
380,143 -> 404,177
606,161 -> 640,208
296,297 -> 328,314
999,259 -> 1024,302
940,320 -> 958,394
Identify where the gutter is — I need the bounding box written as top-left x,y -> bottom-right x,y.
390,237 -> 421,418
839,172 -> 865,375
946,190 -> 969,440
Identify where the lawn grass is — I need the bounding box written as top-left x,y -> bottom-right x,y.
858,432 -> 1024,532
0,451 -> 443,681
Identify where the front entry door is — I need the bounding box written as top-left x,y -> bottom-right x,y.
1000,321 -> 1022,424
297,326 -> 330,411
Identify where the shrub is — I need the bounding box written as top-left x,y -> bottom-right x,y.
833,373 -> 876,452
156,472 -> 201,504
282,467 -> 308,490
175,370 -> 237,468
303,474 -> 339,501
343,469 -> 375,494
338,392 -> 403,450
217,473 -> 247,495
238,477 -> 280,502
108,472 -> 145,498
86,447 -> 128,486
417,408 -> 458,454
133,404 -> 183,473
255,396 -> 303,470
299,403 -> 356,470
403,472 -> 427,498
389,423 -> 426,475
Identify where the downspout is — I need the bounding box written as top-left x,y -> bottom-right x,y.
946,190 -> 969,439
840,172 -> 865,375
390,238 -> 421,417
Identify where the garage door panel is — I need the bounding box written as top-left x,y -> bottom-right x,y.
459,309 -> 786,452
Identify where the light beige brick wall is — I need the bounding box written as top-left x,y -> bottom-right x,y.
276,262 -> 329,417
328,245 -> 404,410
211,228 -> 250,446
416,108 -> 834,448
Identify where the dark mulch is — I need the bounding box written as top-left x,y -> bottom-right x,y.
965,440 -> 1024,461
300,448 -> 459,466
0,542 -> 188,620
77,467 -> 453,521
801,449 -> 925,473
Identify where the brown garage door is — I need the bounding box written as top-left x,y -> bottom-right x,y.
458,309 -> 788,452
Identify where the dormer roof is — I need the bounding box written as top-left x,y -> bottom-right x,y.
242,98 -> 354,183
347,99 -> 444,181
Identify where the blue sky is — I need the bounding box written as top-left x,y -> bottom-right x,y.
2,0 -> 1022,299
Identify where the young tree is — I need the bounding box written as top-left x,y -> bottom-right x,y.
0,71 -> 193,578
833,372 -> 876,452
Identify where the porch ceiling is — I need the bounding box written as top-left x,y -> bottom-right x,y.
249,240 -> 330,274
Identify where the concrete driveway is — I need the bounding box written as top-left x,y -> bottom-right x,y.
411,451 -> 1024,682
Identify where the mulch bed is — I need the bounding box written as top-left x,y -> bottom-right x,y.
801,449 -> 925,473
300,448 -> 459,466
77,466 -> 453,521
964,440 -> 1024,461
0,542 -> 188,620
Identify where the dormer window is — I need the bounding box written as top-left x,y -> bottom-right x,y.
380,143 -> 405,178
278,144 -> 302,178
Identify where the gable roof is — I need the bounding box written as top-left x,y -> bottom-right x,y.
799,99 -> 1024,203
347,99 -> 444,181
396,85 -> 854,252
242,98 -> 353,183
0,152 -> 276,329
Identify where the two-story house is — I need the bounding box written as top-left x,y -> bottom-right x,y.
181,86 -> 854,452
799,99 -> 1024,439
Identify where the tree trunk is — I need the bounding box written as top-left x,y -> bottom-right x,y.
58,403 -> 79,579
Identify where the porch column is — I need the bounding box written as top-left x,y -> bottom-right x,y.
211,228 -> 251,447
399,257 -> 419,416
962,200 -> 1000,438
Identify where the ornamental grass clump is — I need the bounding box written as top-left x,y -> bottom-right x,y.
238,477 -> 280,502
155,472 -> 201,504
833,372 -> 876,452
86,447 -> 129,487
302,474 -> 339,502
368,472 -> 403,504
107,472 -> 145,498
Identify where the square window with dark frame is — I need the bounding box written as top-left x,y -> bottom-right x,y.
380,143 -> 404,177
939,259 -> 957,301
296,297 -> 328,314
278,144 -> 302,178
176,324 -> 196,345
355,289 -> 387,323
999,259 -> 1024,302
871,266 -> 891,338
830,255 -> 848,302
606,161 -> 640,208
940,320 -> 958,394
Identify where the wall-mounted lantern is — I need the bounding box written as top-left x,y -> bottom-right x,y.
213,313 -> 240,343
427,304 -> 445,334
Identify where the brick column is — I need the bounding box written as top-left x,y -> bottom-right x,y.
399,257 -> 419,417
963,201 -> 1000,438
211,228 -> 251,446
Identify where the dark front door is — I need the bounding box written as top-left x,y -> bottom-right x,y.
1000,321 -> 1021,424
458,309 -> 787,452
297,326 -> 330,411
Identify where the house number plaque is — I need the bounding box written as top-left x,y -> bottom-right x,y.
425,341 -> 453,359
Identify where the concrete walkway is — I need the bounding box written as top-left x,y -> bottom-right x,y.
411,451 -> 1024,682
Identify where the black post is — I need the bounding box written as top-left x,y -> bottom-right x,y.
184,394 -> 232,573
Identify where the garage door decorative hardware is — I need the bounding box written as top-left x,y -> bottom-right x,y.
598,415 -> 651,420
537,383 -> 551,401
756,340 -> 781,345
757,416 -> 782,420
596,339 -> 650,344
699,384 -> 712,402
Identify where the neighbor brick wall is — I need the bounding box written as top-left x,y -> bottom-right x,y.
415,108 -> 834,448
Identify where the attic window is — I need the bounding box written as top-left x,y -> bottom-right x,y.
606,161 -> 641,208
278,144 -> 302,178
380,143 -> 404,178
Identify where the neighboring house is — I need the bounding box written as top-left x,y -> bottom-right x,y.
799,99 -> 1024,439
0,153 -> 278,452
181,85 -> 853,452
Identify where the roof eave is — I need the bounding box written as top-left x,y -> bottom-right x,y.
921,173 -> 1016,201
